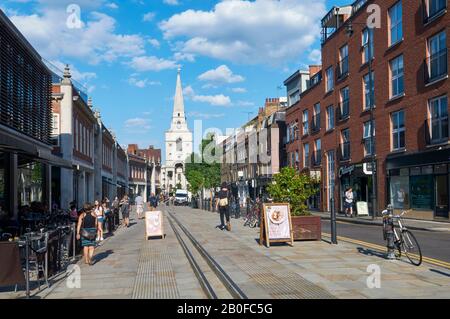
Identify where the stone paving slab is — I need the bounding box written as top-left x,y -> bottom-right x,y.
169,206 -> 450,299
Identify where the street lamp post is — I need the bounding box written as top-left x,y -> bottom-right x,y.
345,22 -> 377,220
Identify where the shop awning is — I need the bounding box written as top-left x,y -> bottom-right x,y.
386,147 -> 450,170
36,150 -> 73,169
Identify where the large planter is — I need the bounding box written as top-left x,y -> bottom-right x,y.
291,216 -> 321,241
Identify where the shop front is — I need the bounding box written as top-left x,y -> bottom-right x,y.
338,163 -> 374,214
386,148 -> 450,220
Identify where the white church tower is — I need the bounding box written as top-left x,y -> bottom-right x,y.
162,68 -> 193,193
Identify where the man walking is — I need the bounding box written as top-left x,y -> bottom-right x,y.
149,193 -> 158,211
215,182 -> 231,231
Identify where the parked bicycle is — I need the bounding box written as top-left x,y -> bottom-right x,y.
244,199 -> 261,228
383,210 -> 422,266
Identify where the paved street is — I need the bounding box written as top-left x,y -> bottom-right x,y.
15,206 -> 448,299
321,220 -> 450,264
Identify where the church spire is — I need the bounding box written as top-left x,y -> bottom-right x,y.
173,67 -> 185,118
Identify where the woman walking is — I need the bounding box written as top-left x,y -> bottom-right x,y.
120,195 -> 130,228
76,204 -> 98,265
215,182 -> 231,231
94,200 -> 105,241
344,187 -> 354,218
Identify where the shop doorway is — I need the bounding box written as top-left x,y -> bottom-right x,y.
435,175 -> 449,219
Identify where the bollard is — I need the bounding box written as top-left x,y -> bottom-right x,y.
330,197 -> 337,244
384,204 -> 396,260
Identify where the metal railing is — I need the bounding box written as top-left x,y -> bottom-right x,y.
425,48 -> 448,84
337,100 -> 350,121
337,57 -> 349,79
423,0 -> 447,24
424,118 -> 449,144
311,150 -> 322,166
339,142 -> 350,161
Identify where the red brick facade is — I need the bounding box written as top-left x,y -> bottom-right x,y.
286,0 -> 449,220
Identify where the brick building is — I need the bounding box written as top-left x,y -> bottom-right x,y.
285,0 -> 449,220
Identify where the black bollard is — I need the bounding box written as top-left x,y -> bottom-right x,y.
330,197 -> 337,244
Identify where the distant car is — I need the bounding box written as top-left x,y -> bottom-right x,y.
174,190 -> 189,206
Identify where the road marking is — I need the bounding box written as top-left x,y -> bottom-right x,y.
322,233 -> 450,270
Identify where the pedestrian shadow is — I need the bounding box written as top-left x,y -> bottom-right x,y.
357,246 -> 387,260
92,249 -> 114,264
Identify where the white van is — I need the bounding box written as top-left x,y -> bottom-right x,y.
174,189 -> 189,206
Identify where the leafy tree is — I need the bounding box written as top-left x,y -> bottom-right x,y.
267,167 -> 318,216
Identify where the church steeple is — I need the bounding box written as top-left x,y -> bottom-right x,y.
173,67 -> 185,118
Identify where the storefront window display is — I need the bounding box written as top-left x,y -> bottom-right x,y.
389,168 -> 409,209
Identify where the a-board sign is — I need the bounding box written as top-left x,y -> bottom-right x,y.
260,203 -> 294,248
145,210 -> 164,239
356,201 -> 369,216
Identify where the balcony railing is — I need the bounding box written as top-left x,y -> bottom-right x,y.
337,57 -> 349,79
425,48 -> 448,84
310,115 -> 321,133
309,72 -> 322,89
311,150 -> 322,166
337,100 -> 350,121
339,142 -> 350,161
425,118 -> 449,144
423,0 -> 447,24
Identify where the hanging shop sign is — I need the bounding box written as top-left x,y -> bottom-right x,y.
260,203 -> 294,248
145,210 -> 165,240
363,163 -> 373,175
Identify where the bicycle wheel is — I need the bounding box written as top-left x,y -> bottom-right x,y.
249,218 -> 257,228
401,230 -> 422,266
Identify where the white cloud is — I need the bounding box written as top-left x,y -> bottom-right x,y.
187,111 -> 225,119
308,49 -> 322,65
10,10 -> 146,64
236,100 -> 254,107
124,118 -> 151,131
231,87 -> 247,93
163,0 -> 180,5
128,56 -> 178,72
173,52 -> 195,62
198,65 -> 244,85
106,2 -> 118,9
184,85 -> 231,107
148,38 -> 160,48
159,0 -> 326,65
143,12 -> 156,22
128,76 -> 161,88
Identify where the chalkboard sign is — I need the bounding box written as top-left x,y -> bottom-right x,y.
145,211 -> 164,240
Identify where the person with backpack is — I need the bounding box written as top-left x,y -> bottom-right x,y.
215,182 -> 231,231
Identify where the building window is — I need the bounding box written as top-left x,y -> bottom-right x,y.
363,72 -> 375,110
389,168 -> 409,209
312,103 -> 321,132
302,110 -> 309,135
313,139 -> 321,166
326,67 -> 334,92
425,0 -> 447,22
326,105 -> 334,130
362,28 -> 374,64
176,138 -> 183,152
303,143 -> 310,168
338,44 -> 349,78
390,55 -> 404,98
426,31 -> 447,83
51,114 -> 60,146
389,1 -> 403,46
339,87 -> 350,120
363,120 -> 375,156
295,151 -> 299,165
428,95 -> 448,143
391,110 -> 405,150
340,128 -> 350,161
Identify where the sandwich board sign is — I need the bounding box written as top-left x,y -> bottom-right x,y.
356,202 -> 369,216
260,203 -> 294,248
145,210 -> 164,239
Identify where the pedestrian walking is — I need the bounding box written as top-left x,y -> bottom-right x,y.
344,187 -> 354,218
94,200 -> 105,241
120,195 -> 130,227
76,204 -> 99,265
215,182 -> 231,231
149,193 -> 158,211
102,200 -> 111,234
135,193 -> 144,219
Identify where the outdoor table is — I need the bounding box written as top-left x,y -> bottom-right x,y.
0,242 -> 26,288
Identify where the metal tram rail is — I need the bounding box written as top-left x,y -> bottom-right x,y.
166,210 -> 248,299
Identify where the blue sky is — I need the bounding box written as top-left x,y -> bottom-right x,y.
1,0 -> 350,160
